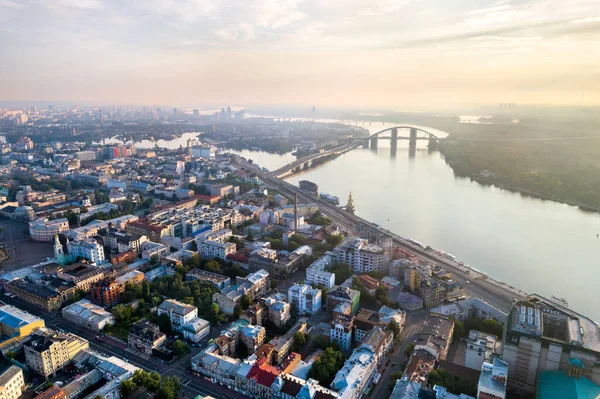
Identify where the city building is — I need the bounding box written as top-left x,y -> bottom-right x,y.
185,269 -> 231,290
0,304 -> 45,349
199,240 -> 237,261
431,298 -> 508,323
334,237 -> 385,273
29,218 -> 69,242
477,358 -> 508,399
140,241 -> 169,259
331,344 -> 378,399
354,309 -> 385,343
24,330 -> 89,378
418,279 -> 446,308
127,319 -> 166,355
240,304 -> 265,327
6,279 -> 63,311
56,262 -> 104,291
327,286 -> 360,315
249,249 -> 301,278
191,344 -> 242,388
33,385 -> 65,399
269,318 -> 308,365
61,299 -> 115,332
330,313 -> 354,351
536,358 -> 600,399
465,330 -> 500,371
67,239 -> 105,264
306,254 -> 336,289
0,365 -> 24,399
239,325 -> 267,353
288,284 -> 322,315
157,299 -> 210,342
415,315 -> 454,361
502,294 -> 600,393
267,299 -> 291,327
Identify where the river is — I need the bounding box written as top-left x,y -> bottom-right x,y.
235,121 -> 600,322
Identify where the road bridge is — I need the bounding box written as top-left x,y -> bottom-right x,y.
270,142 -> 359,178
363,126 -> 440,155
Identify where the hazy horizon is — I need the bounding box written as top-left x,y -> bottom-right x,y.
2,0 -> 600,107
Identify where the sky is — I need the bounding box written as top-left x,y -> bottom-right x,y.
1,0 -> 600,108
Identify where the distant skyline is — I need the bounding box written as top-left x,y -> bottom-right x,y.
1,0 -> 600,108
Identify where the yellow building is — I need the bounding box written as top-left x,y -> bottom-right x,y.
0,305 -> 45,349
24,330 -> 89,378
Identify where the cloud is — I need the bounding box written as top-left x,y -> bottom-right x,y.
140,0 -> 218,24
46,0 -> 105,9
573,15 -> 600,24
255,0 -> 306,29
215,24 -> 257,42
357,0 -> 411,16
0,0 -> 22,7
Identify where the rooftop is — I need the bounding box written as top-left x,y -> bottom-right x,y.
158,299 -> 197,316
0,365 -> 22,387
537,369 -> 600,399
0,304 -> 43,328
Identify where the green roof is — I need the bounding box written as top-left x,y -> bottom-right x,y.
537,371 -> 600,399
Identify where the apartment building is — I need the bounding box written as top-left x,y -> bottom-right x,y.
334,237 -> 385,273
157,299 -> 210,342
502,294 -> 600,393
305,254 -> 335,289
185,269 -> 231,290
0,366 -> 24,399
327,286 -> 360,315
239,325 -> 267,353
24,331 -> 89,378
66,239 -> 105,264
415,315 -> 454,361
288,284 -> 322,315
331,344 -> 378,399
29,218 -> 69,242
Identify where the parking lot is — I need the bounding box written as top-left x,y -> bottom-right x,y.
0,220 -> 54,272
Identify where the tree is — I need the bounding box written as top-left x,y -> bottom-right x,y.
112,304 -> 133,324
157,376 -> 182,399
156,313 -> 173,335
190,240 -> 198,251
204,303 -> 220,323
146,371 -> 162,392
172,339 -> 189,357
387,319 -> 401,342
241,294 -> 252,310
291,331 -> 308,352
307,347 -> 345,386
328,262 -> 353,285
120,379 -> 137,397
405,343 -> 415,357
270,280 -> 278,290
204,260 -> 222,274
233,305 -> 242,317
150,254 -> 159,265
142,280 -> 151,301
247,232 -> 254,241
454,320 -> 467,339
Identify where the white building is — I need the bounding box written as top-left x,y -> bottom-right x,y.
306,254 -> 336,289
157,299 -> 210,342
431,297 -> 508,323
259,210 -> 282,226
331,344 -> 378,399
288,284 -> 322,315
140,241 -> 169,260
330,313 -> 353,352
334,237 -> 385,273
0,366 -> 24,399
67,238 -> 105,264
192,145 -> 216,158
465,330 -> 500,371
477,358 -> 508,399
62,299 -> 115,332
29,218 -> 69,242
198,240 -> 236,261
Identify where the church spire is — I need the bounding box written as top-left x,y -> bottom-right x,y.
346,191 -> 355,214
54,234 -> 64,259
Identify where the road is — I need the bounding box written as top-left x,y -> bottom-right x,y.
369,309 -> 429,399
243,160 -> 523,313
0,294 -> 245,399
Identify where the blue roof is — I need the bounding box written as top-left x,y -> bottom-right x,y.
537,371 -> 600,399
569,358 -> 584,368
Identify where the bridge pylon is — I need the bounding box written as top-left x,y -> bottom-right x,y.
390,127 -> 398,157
409,128 -> 417,157
370,136 -> 378,151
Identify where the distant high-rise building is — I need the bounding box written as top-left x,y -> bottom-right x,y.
226,106 -> 232,120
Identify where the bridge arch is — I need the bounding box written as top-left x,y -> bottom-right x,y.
368,126 -> 439,140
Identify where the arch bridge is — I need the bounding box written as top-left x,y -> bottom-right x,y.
363,126 -> 440,154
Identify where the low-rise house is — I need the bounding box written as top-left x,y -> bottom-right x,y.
157,299 -> 210,342
465,330 -> 501,371
127,319 -> 166,355
185,269 -> 231,290
62,299 -> 115,332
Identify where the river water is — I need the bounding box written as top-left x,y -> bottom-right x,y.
234,121 -> 600,322
99,122 -> 600,321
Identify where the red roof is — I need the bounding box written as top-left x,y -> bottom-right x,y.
247,357 -> 280,387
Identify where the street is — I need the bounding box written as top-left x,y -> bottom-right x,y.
0,294 -> 246,399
